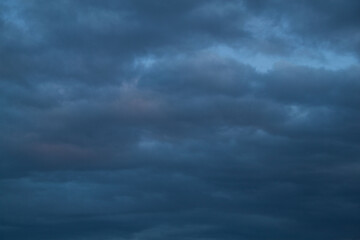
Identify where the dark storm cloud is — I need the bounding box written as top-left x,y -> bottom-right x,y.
1,1 -> 360,240
243,0 -> 360,57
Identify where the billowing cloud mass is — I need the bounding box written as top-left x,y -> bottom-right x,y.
1,1 -> 360,239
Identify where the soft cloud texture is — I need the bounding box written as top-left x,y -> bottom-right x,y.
1,1 -> 360,240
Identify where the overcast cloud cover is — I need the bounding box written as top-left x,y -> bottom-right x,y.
1,0 -> 360,239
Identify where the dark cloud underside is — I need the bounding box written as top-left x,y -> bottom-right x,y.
1,1 -> 360,240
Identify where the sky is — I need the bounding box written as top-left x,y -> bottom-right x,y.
1,0 -> 360,239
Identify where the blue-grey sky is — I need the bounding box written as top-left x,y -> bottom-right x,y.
1,1 -> 360,239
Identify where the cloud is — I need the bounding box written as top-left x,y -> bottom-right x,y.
1,1 -> 360,240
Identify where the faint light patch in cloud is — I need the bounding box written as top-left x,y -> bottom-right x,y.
287,105 -> 310,124
244,14 -> 293,43
1,0 -> 27,32
1,0 -> 43,44
115,79 -> 165,118
137,137 -> 172,151
133,55 -> 157,71
208,45 -> 358,72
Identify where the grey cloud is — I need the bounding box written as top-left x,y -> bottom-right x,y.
243,0 -> 360,57
1,1 -> 360,240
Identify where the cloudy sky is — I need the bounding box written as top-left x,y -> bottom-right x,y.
1,0 -> 360,239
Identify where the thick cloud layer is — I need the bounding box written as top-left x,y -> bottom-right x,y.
1,1 -> 360,239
